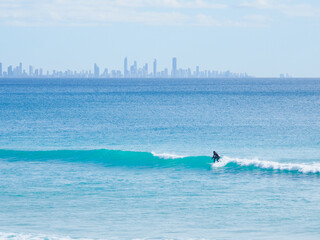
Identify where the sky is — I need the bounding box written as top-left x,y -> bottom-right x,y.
0,0 -> 320,77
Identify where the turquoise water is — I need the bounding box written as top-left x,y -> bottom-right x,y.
0,78 -> 320,239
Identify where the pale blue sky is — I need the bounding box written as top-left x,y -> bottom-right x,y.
0,0 -> 319,77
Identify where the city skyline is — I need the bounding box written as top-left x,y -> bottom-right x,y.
0,57 -> 251,79
1,1 -> 320,77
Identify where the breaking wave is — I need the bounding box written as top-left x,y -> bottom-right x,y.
0,149 -> 319,174
0,232 -> 204,240
0,232 -> 90,240
213,156 -> 320,174
151,151 -> 185,159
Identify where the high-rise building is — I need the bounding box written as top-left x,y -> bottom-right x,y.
29,65 -> 33,76
187,68 -> 191,78
153,59 -> 157,77
124,57 -> 128,77
134,61 -> 137,72
0,62 -> 2,76
8,66 -> 13,76
172,57 -> 177,77
143,63 -> 148,77
102,68 -> 109,77
19,62 -> 22,76
94,63 -> 100,77
131,61 -> 137,77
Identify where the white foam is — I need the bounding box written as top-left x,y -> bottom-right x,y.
212,156 -> 320,174
151,152 -> 185,159
0,233 -> 197,240
0,232 -> 88,240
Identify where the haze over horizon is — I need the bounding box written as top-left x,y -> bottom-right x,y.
0,0 -> 319,77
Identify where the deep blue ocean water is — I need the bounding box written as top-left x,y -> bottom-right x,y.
0,78 -> 320,239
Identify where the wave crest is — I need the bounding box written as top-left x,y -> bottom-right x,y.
151,151 -> 185,159
1,149 -> 319,174
213,156 -> 320,174
0,232 -> 89,240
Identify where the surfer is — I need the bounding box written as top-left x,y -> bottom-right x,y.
212,151 -> 220,163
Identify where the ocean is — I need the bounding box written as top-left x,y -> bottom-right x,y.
0,78 -> 319,239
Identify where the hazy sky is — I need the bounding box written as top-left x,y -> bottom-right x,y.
0,0 -> 319,77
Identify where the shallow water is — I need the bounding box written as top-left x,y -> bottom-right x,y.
0,78 -> 320,239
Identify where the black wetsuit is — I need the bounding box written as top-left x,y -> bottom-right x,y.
212,151 -> 220,163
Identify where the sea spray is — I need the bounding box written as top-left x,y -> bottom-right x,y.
213,156 -> 320,174
151,152 -> 185,159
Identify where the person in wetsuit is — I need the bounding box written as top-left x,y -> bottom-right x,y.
212,151 -> 220,163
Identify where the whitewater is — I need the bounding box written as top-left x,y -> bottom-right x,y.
214,156 -> 320,174
1,149 -> 320,174
151,152 -> 320,174
1,78 -> 320,239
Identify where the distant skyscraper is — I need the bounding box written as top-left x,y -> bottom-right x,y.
94,63 -> 100,77
124,57 -> 128,77
187,68 -> 191,78
153,59 -> 157,77
29,65 -> 33,76
19,62 -> 22,76
143,63 -> 148,77
133,61 -> 137,76
0,62 -> 2,76
8,65 -> 13,76
172,57 -> 177,77
134,61 -> 137,71
102,68 -> 109,77
196,66 -> 200,77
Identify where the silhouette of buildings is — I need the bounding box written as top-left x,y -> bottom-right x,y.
153,59 -> 157,77
171,57 -> 177,78
0,58 -> 251,79
94,63 -> 100,78
124,57 -> 128,77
